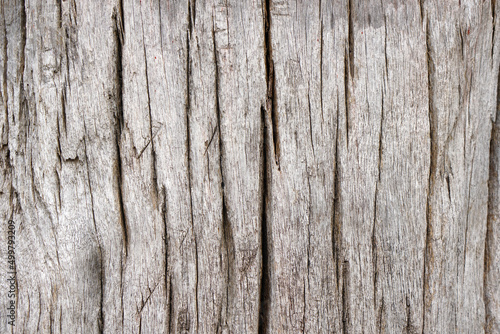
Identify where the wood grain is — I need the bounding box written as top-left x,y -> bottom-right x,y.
0,0 -> 499,333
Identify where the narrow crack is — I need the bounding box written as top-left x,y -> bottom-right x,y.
347,0 -> 354,78
114,4 -> 128,257
168,274 -> 174,334
319,21 -> 324,124
258,106 -> 270,334
263,0 -> 279,169
422,15 -> 435,334
419,0 -> 424,24
1,2 -> 8,135
212,14 -> 226,332
140,10 -> 159,200
405,296 -> 412,333
307,89 -> 315,157
342,260 -> 350,334
373,90 -> 384,326
114,5 -> 127,333
185,3 -> 198,331
161,185 -> 171,332
333,93 -> 342,293
344,50 -> 350,147
492,0 -> 497,59
304,160 -> 312,333
484,61 -> 499,332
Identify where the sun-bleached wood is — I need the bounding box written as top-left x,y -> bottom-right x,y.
1,1 -> 499,333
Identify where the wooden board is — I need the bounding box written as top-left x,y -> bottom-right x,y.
0,0 -> 499,333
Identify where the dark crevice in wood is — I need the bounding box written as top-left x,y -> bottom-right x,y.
419,0 -> 424,24
56,0 -> 62,29
344,47 -> 350,147
19,0 -> 26,132
319,21 -> 324,124
212,17 -> 229,332
56,115 -> 63,167
113,4 -> 128,258
114,6 -> 127,332
341,260 -> 350,334
212,15 -> 226,332
383,15 -> 388,78
37,289 -> 42,332
304,160 -> 311,333
61,86 -> 67,133
222,193 -> 232,333
446,174 -> 451,202
137,282 -> 159,316
485,69 -> 499,333
258,106 -> 270,334
492,0 -> 496,59
49,304 -> 54,334
302,278 -> 306,334
54,166 -> 62,210
64,35 -> 71,91
333,93 -> 342,293
305,159 -> 312,283
168,274 -> 174,334
1,3 -> 8,138
59,305 -> 63,334
423,15 -> 435,334
373,89 -> 384,327
161,185 -> 170,330
347,0 -> 354,79
307,90 -> 315,157
185,5 -> 198,330
119,0 -> 124,43
459,28 -> 465,61
212,18 -> 224,198
263,0 -> 280,169
140,11 -> 159,200
190,0 -> 196,33
405,296 -> 412,333
114,7 -> 124,132
345,0 -> 354,147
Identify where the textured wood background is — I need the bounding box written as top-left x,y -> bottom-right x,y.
1,0 -> 499,333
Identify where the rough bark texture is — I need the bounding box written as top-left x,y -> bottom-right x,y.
0,1 -> 499,333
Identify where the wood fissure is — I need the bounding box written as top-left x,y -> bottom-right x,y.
493,0 -> 497,60
139,11 -> 159,200
344,46 -> 350,147
185,3 -> 198,330
258,106 -> 270,334
485,40 -> 500,332
319,21 -> 324,123
333,93 -> 341,293
113,5 -> 128,257
342,260 -> 349,334
422,13 -> 435,334
263,0 -> 279,169
161,185 -> 170,332
1,3 -> 7,126
347,0 -> 354,79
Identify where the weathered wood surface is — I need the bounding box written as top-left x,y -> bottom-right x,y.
0,0 -> 499,333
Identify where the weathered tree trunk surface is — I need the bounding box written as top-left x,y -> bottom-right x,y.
0,0 -> 499,333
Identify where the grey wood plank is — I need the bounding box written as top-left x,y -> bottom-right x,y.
423,1 -> 498,332
213,0 -> 267,332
